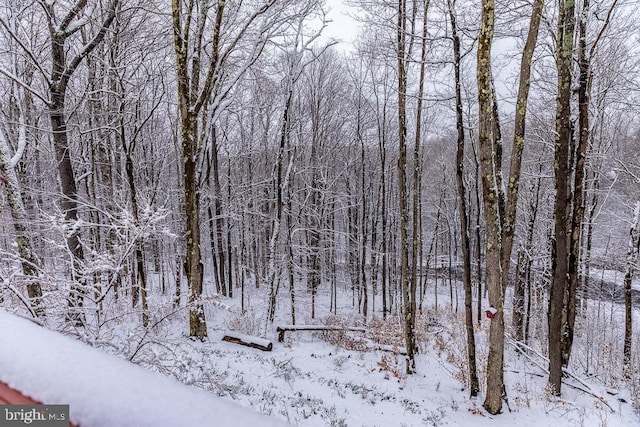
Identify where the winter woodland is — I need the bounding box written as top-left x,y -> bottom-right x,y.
0,0 -> 639,425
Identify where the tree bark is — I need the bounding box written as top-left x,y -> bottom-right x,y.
623,201 -> 638,374
548,0 -> 576,395
397,0 -> 416,375
477,0 -> 505,414
501,0 -> 544,289
448,0 -> 479,398
43,1 -> 118,324
0,127 -> 43,317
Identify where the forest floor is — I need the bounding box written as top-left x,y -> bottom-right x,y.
68,277 -> 640,427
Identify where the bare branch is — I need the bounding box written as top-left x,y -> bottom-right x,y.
0,67 -> 50,106
0,17 -> 51,84
59,0 -> 88,32
61,0 -> 118,87
589,0 -> 620,59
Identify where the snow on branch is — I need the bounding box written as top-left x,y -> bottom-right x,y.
9,103 -> 27,168
61,1 -> 118,85
0,17 -> 51,84
0,68 -> 50,106
64,2 -> 96,36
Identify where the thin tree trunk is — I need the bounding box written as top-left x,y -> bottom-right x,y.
410,0 -> 430,345
359,115 -> 368,318
514,161 -> 543,340
397,0 -> 415,374
0,129 -> 43,317
267,89 -> 293,323
449,0 -> 479,397
124,149 -> 149,327
470,139 -> 483,324
623,201 -> 638,374
211,127 -> 227,296
563,0 -> 591,368
501,0 -> 544,307
380,157 -> 388,317
512,250 -> 526,341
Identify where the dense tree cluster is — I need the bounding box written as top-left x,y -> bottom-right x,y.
0,0 -> 638,415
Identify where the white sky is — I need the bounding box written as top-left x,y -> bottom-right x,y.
321,0 -> 361,51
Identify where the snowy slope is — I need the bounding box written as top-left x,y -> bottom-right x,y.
0,310 -> 287,427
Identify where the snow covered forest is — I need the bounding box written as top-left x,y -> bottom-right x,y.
0,0 -> 639,425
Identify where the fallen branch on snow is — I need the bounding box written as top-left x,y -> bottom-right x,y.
505,334 -> 614,412
222,331 -> 273,351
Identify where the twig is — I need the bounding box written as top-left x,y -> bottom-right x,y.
505,336 -> 615,412
3,281 -> 37,319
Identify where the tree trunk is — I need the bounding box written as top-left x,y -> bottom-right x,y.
43,0 -> 118,326
213,133 -> 228,297
477,0 -> 505,414
548,0 -> 575,395
267,89 -> 293,323
563,0 -> 591,368
0,130 -> 43,317
183,116 -> 207,340
449,0 -> 479,398
623,201 -> 638,374
512,250 -> 526,341
397,0 -> 416,375
410,0 -> 430,350
124,147 -> 149,327
380,134 -> 388,318
50,90 -> 86,324
501,0 -> 544,289
472,141 -> 483,325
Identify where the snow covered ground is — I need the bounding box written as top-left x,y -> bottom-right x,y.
0,310 -> 285,427
590,268 -> 640,292
1,281 -> 638,426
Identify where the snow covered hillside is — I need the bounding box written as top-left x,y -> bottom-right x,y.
3,282 -> 636,427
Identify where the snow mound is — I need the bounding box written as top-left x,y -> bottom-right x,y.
0,310 -> 287,427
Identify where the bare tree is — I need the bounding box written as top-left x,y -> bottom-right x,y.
548,0 -> 576,396
507,0 -> 544,340
0,105 -> 43,317
39,0 -> 118,323
266,8 -> 329,323
171,0 -> 308,338
448,0 -> 479,398
476,0 -> 508,414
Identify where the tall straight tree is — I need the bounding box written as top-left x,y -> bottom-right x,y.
507,0 -> 544,340
476,0 -> 545,411
623,201 -> 638,374
548,0 -> 576,395
171,0 -> 298,338
563,0 -> 621,369
410,0 -> 429,370
477,0 -> 504,414
396,0 -> 416,375
448,0 -> 479,399
172,0 -> 224,339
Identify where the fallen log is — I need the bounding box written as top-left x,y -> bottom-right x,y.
276,325 -> 367,343
222,332 -> 273,351
369,343 -> 407,356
